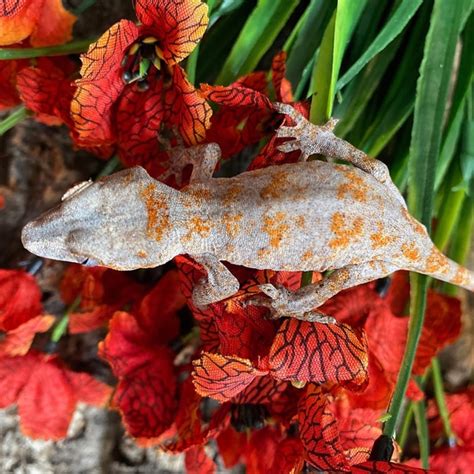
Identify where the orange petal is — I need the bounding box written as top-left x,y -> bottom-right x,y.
29,0 -> 77,47
0,314 -> 55,356
135,0 -> 209,64
192,352 -> 268,402
165,65 -> 212,145
0,0 -> 41,46
72,20 -> 139,144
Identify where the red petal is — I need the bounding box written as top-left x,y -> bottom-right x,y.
352,461 -> 427,473
385,271 -> 410,316
16,57 -> 76,126
270,438 -> 305,474
17,353 -> 76,440
0,352 -> 36,408
233,376 -> 288,405
413,291 -> 461,375
116,74 -> 165,168
135,0 -> 208,64
0,269 -> 42,331
338,408 -> 382,451
192,352 -> 268,402
165,66 -> 212,145
0,314 -> 55,356
135,269 -> 186,342
113,352 -> 177,439
29,0 -> 76,47
271,51 -> 293,103
99,311 -> 177,438
0,59 -> 25,110
298,384 -> 350,471
202,82 -> 272,111
245,427 -> 280,474
269,320 -> 369,386
163,378 -> 204,452
319,284 -> 380,326
216,426 -> 247,468
68,305 -> 116,334
66,371 -> 112,406
72,20 -> 139,144
0,0 -> 41,45
185,445 -> 216,474
365,305 -> 408,382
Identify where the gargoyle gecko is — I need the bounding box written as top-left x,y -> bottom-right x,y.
22,103 -> 474,321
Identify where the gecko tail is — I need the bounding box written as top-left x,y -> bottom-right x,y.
418,247 -> 474,292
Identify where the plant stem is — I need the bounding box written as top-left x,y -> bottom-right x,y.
413,396 -> 430,469
51,297 -> 81,343
0,106 -> 28,135
431,357 -> 456,443
0,39 -> 93,60
384,273 -> 429,438
97,155 -> 121,178
398,402 -> 414,450
73,0 -> 97,15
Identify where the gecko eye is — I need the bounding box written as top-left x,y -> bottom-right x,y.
81,257 -> 100,267
81,258 -> 89,265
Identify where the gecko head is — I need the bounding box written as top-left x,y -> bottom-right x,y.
22,167 -> 180,270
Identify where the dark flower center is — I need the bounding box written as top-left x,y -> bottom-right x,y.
121,36 -> 166,91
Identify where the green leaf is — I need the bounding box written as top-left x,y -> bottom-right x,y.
337,0 -> 423,91
459,90 -> 474,196
334,35 -> 402,138
0,39 -> 93,59
435,12 -> 474,189
359,2 -> 432,156
215,0 -> 299,85
310,0 -> 367,124
285,0 -> 335,90
384,0 -> 471,441
0,106 -> 29,135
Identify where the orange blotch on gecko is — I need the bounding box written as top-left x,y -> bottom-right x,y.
262,212 -> 289,248
328,212 -> 364,249
140,183 -> 169,243
337,169 -> 369,202
223,212 -> 243,238
401,243 -> 420,261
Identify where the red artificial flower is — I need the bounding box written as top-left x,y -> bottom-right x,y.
71,0 -> 212,168
0,268 -> 42,331
184,445 -> 216,474
60,264 -> 145,334
0,0 -> 76,47
16,56 -> 77,126
406,388 -> 474,473
0,350 -> 111,440
192,319 -> 369,402
99,270 -> 186,442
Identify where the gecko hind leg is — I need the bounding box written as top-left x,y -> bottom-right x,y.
191,254 -> 240,308
251,261 -> 400,321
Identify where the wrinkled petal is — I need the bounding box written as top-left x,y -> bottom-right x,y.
298,384 -> 351,471
17,57 -> 76,125
269,319 -> 369,387
135,0 -> 209,64
116,74 -> 165,168
192,352 -> 268,402
352,461 -> 427,473
72,20 -> 139,144
0,59 -> 26,110
165,65 -> 212,145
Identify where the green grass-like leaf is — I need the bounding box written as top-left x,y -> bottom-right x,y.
215,0 -> 299,85
336,0 -> 423,91
385,0 -> 472,442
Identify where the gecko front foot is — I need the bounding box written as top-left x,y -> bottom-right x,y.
250,284 -> 335,324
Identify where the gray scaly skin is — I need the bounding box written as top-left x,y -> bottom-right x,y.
22,103 -> 474,322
